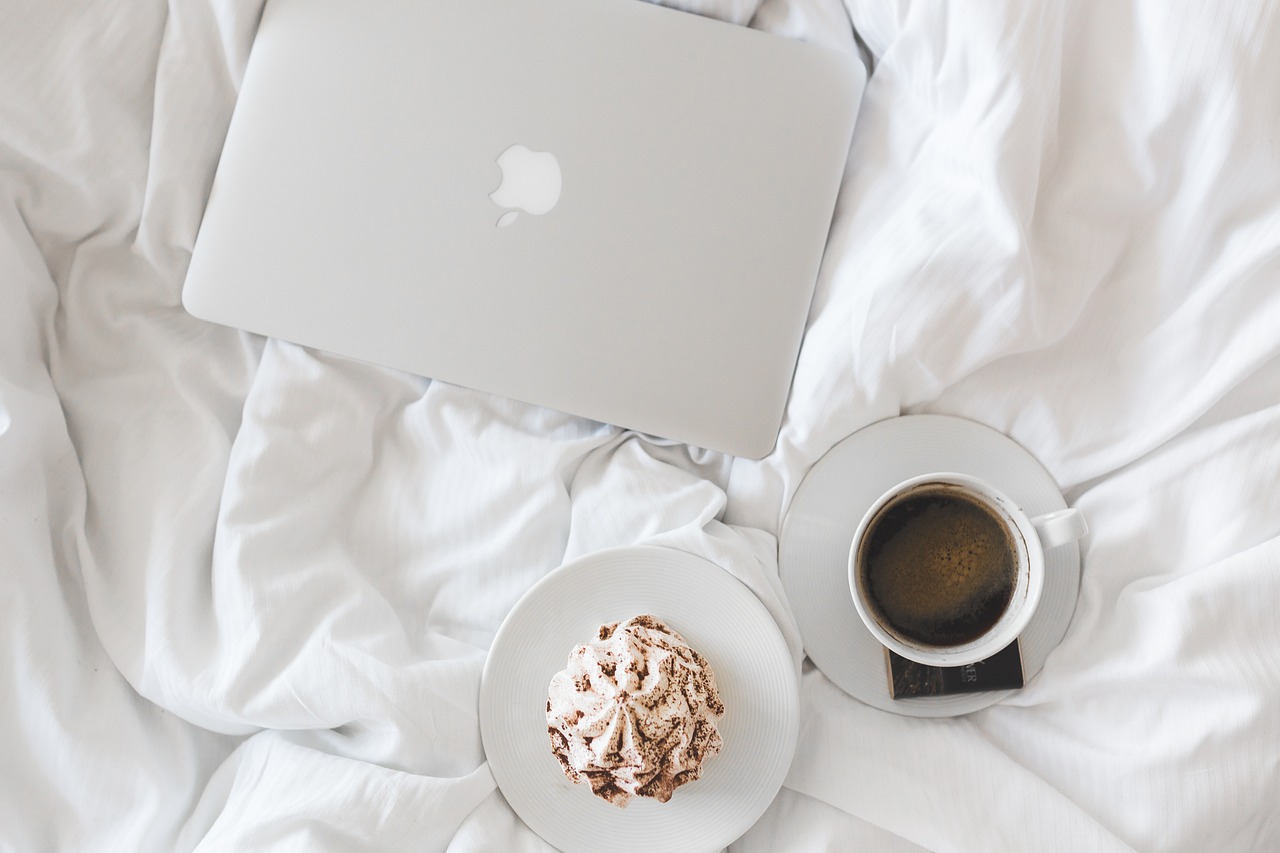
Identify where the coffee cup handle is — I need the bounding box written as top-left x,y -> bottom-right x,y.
1030,507 -> 1088,550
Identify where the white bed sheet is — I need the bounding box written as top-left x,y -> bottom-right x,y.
2,0 -> 1278,850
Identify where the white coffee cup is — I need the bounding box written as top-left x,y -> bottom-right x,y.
847,472 -> 1086,667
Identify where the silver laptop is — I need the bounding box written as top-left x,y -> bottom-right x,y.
183,0 -> 864,458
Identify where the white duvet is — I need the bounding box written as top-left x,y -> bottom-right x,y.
3,0 -> 1278,850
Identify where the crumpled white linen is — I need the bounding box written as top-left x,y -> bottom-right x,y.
2,0 -> 1279,850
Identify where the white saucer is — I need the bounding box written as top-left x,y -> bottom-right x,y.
779,415 -> 1082,717
480,545 -> 799,853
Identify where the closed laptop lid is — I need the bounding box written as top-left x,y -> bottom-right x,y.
182,0 -> 865,458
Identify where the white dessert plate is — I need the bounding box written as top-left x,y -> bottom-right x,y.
481,545 -> 799,853
779,414 -> 1082,717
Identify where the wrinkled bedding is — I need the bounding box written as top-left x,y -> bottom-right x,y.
3,0 -> 1279,849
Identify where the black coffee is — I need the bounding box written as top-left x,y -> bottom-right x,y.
860,485 -> 1018,647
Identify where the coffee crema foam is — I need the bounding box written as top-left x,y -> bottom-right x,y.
862,486 -> 1017,647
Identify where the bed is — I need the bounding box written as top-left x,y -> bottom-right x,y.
3,0 -> 1278,849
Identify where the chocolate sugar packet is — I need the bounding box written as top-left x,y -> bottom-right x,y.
886,640 -> 1024,699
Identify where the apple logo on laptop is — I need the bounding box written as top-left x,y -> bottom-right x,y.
490,144 -> 562,227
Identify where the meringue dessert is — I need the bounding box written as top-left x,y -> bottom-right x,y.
546,614 -> 725,807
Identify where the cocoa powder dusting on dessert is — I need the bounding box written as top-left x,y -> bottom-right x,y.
545,614 -> 724,807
